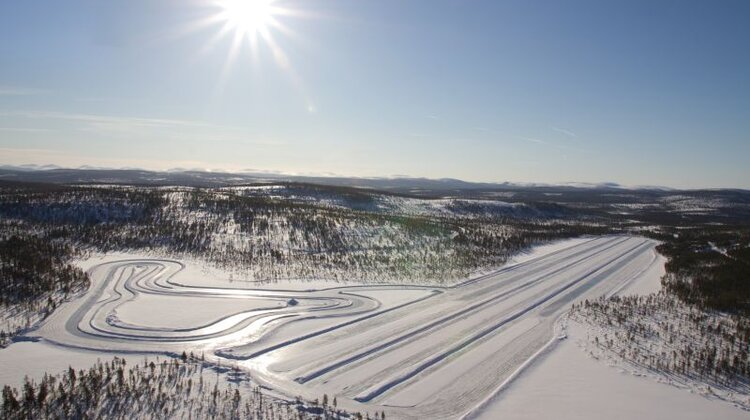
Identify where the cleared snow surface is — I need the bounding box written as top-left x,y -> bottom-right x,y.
0,341 -> 139,389
469,323 -> 749,420
2,235 -> 745,419
468,244 -> 748,420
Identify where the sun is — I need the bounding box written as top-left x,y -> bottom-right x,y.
218,0 -> 278,38
186,0 -> 316,111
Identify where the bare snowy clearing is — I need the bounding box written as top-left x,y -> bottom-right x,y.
0,341 -> 141,389
466,254 -> 749,419
469,322 -> 749,420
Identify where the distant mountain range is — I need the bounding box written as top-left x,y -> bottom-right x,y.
1,165 -> 749,224
0,165 -> 748,195
0,164 -> 684,192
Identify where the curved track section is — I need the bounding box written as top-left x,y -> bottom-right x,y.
32,235 -> 662,419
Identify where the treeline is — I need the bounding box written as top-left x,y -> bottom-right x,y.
656,226 -> 750,315
0,235 -> 87,306
570,220 -> 750,404
572,294 -> 750,395
0,355 -> 366,420
0,187 -> 163,225
0,184 -> 603,284
0,230 -> 89,346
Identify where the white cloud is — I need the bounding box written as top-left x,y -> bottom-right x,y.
552,127 -> 577,138
520,136 -> 552,146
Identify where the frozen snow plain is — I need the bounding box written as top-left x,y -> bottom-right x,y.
28,235 -> 668,418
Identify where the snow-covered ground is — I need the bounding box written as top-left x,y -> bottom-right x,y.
0,341 -> 139,389
502,236 -> 593,267
469,322 -> 749,420
2,235 -> 745,419
468,243 -> 749,420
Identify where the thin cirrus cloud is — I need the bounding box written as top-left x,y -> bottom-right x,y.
520,136 -> 552,146
0,110 -> 284,146
519,135 -> 593,155
0,86 -> 49,96
0,146 -> 229,173
0,127 -> 52,133
3,110 -> 220,129
552,127 -> 577,138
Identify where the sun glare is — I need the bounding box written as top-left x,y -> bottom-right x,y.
219,0 -> 277,37
187,0 -> 315,111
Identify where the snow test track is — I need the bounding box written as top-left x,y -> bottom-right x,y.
31,235 -> 662,419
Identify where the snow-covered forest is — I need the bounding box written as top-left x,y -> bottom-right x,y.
0,232 -> 88,347
0,354 -> 368,420
572,294 -> 749,405
0,178 -> 749,418
0,183 -> 606,285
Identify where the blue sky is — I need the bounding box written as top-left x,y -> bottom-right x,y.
1,0 -> 748,188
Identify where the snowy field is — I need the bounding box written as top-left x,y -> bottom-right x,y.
1,235 -> 746,419
469,322 -> 749,420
